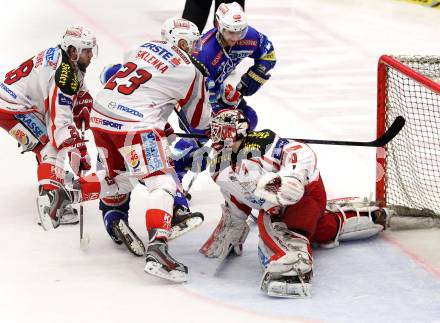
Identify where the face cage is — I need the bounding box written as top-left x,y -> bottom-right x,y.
211,122 -> 237,144
71,44 -> 98,62
190,38 -> 202,53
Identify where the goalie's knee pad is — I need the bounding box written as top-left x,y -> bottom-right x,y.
321,197 -> 387,249
258,213 -> 313,277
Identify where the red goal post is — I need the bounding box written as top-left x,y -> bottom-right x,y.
376,55 -> 440,229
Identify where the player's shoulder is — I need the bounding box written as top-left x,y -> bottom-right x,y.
241,129 -> 277,155
244,26 -> 262,39
34,46 -> 61,70
54,47 -> 79,95
201,28 -> 217,45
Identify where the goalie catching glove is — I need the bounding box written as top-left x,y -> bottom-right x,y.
254,169 -> 306,206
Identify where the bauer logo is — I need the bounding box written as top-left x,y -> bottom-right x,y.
173,19 -> 190,29
58,93 -> 73,106
218,4 -> 229,15
66,27 -> 82,37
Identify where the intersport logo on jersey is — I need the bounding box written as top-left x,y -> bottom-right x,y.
90,117 -> 123,130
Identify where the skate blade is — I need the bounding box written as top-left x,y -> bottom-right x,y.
266,283 -> 312,299
169,217 -> 203,240
36,195 -> 55,231
116,221 -> 145,257
144,261 -> 188,283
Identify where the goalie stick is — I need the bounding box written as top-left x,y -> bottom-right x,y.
175,116 -> 406,147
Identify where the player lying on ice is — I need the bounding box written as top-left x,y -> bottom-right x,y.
200,109 -> 389,298
0,25 -> 96,225
38,18 -> 211,283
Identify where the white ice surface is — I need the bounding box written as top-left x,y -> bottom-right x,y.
1,1 -> 440,322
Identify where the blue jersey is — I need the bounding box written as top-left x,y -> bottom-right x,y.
194,26 -> 276,111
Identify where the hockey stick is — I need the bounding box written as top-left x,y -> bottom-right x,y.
175,116 -> 406,147
79,121 -> 90,250
173,105 -> 206,198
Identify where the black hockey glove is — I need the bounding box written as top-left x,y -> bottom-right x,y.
238,65 -> 271,96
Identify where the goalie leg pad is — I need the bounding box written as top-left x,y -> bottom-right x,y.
199,204 -> 249,258
261,271 -> 312,298
258,212 -> 313,277
321,197 -> 387,248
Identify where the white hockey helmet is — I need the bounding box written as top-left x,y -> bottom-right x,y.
215,2 -> 248,42
161,17 -> 202,54
211,109 -> 249,147
61,24 -> 98,58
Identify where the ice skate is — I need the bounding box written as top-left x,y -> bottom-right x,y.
111,219 -> 145,256
144,232 -> 188,283
37,186 -> 77,230
169,205 -> 204,240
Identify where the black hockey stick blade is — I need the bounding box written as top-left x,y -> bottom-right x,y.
294,115 -> 405,147
175,116 -> 405,147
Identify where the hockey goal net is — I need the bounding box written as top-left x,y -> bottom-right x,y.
376,55 -> 440,230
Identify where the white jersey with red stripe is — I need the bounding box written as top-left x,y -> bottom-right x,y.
211,129 -> 320,214
91,40 -> 211,134
0,46 -> 87,148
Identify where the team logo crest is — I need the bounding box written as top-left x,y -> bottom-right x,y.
128,149 -> 141,169
10,128 -> 29,145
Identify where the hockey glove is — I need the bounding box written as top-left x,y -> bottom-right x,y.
99,63 -> 122,85
61,125 -> 91,176
73,91 -> 93,130
220,83 -> 242,108
164,122 -> 176,144
238,65 -> 271,97
254,170 -> 305,206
